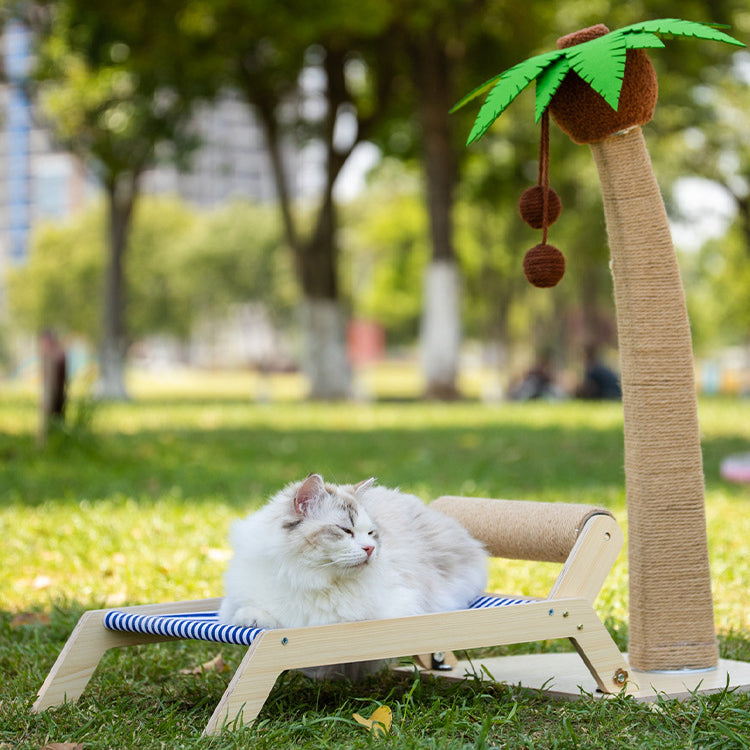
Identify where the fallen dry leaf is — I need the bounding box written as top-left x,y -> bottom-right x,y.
353,705 -> 392,737
31,575 -> 53,590
10,612 -> 51,628
179,653 -> 229,675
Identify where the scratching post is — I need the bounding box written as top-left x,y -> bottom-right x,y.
455,18 -> 747,681
548,24 -> 717,672
590,128 -> 717,670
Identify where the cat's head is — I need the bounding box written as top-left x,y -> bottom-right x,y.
281,474 -> 379,572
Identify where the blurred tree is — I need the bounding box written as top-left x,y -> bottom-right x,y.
382,0 -> 560,398
684,228 -> 750,352
212,0 -> 395,399
6,198 -> 291,346
177,201 -> 297,330
344,162 -> 429,342
32,0 -> 225,398
7,198 -> 196,342
7,208 -> 103,342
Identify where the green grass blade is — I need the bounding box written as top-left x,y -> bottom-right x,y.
621,18 -> 746,47
534,55 -> 570,121
566,33 -> 627,111
466,50 -> 562,144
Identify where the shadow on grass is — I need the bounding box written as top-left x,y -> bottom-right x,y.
2,419 -> 632,509
3,406 -> 747,510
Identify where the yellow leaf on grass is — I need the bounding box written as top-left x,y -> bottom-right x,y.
179,653 -> 229,675
353,705 -> 392,737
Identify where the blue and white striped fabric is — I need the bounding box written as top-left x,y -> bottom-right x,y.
102,594 -> 535,647
468,594 -> 534,609
103,610 -> 265,646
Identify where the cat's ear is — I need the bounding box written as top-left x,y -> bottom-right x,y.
354,477 -> 376,495
294,473 -> 326,516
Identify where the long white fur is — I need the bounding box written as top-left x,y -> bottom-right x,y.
218,476 -> 487,629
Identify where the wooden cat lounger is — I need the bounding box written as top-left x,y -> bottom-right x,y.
33,497 -> 630,734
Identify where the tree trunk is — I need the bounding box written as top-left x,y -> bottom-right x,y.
411,36 -> 461,399
590,127 -> 717,671
300,297 -> 351,400
298,192 -> 351,400
97,175 -> 137,400
420,260 -> 461,399
251,56 -> 353,401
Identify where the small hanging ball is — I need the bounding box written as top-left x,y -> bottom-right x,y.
523,243 -> 566,288
518,186 -> 563,229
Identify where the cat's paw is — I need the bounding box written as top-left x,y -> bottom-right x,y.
232,606 -> 278,629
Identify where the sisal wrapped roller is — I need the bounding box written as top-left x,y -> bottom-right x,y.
431,496 -> 613,563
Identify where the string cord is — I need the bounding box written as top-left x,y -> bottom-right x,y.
540,109 -> 550,245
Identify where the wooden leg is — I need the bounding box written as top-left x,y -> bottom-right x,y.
33,600 -> 221,711
204,638 -> 281,735
569,612 -> 630,694
33,610 -> 125,711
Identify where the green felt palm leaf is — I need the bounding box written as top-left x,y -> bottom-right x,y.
450,72 -> 506,114
457,18 -> 745,145
534,56 -> 570,121
466,50 -> 562,144
621,18 -> 745,47
566,33 -> 627,110
621,31 -> 666,50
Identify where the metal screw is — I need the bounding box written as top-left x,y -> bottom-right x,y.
548,609 -> 554,616
577,624 -> 584,630
281,637 -> 289,645
614,668 -> 628,685
562,611 -> 569,618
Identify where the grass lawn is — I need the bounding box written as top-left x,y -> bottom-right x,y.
1,372 -> 749,748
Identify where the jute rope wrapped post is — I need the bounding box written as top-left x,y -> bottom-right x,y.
589,128 -> 717,670
452,18 -> 746,684
548,26 -> 717,671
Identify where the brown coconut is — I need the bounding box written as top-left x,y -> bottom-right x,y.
518,185 -> 563,229
549,24 -> 658,144
523,244 -> 566,288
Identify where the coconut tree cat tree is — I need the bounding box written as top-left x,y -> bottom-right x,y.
455,19 -> 748,680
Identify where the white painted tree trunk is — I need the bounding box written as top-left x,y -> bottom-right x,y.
301,297 -> 352,400
420,260 -> 461,398
96,340 -> 128,400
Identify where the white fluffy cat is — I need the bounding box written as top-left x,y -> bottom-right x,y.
218,473 -> 487,630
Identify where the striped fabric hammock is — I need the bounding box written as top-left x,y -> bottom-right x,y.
103,594 -> 535,647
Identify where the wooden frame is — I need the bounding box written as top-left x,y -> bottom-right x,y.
33,504 -> 629,735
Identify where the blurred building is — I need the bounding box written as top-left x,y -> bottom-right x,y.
139,92 -> 292,206
0,23 -> 321,316
0,20 -> 90,312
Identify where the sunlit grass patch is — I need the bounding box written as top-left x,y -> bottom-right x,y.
2,376 -> 749,748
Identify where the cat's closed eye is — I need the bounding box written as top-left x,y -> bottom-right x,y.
337,525 -> 354,536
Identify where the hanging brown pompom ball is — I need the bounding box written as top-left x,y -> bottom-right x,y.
523,243 -> 566,288
518,185 -> 563,229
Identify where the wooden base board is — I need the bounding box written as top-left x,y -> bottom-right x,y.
409,653 -> 750,702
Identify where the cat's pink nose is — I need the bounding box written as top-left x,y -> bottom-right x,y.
362,545 -> 375,558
